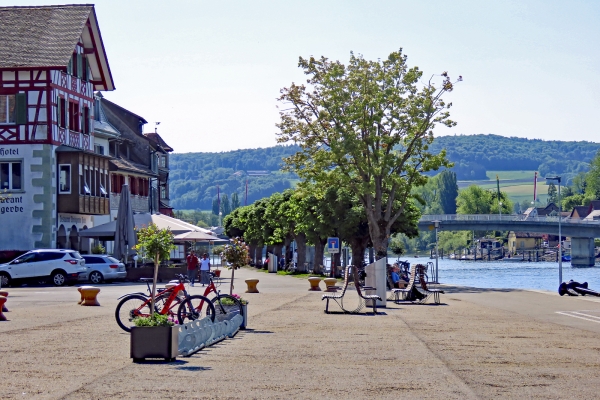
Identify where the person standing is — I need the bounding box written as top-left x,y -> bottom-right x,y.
199,253 -> 211,286
186,250 -> 199,287
293,249 -> 298,269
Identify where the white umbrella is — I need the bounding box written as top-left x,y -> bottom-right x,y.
113,184 -> 137,263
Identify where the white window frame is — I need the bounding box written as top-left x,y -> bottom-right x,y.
58,164 -> 71,194
0,160 -> 23,191
0,94 -> 16,124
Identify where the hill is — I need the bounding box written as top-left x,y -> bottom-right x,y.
169,135 -> 600,210
430,134 -> 600,181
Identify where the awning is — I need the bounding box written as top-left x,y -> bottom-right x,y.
79,213 -> 215,238
172,231 -> 223,242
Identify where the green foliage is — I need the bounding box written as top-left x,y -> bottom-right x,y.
134,223 -> 176,266
91,243 -> 106,254
547,183 -> 558,205
221,237 -> 249,267
276,49 -> 457,258
457,185 -> 513,215
169,146 -> 300,210
429,134 -> 600,182
133,313 -> 174,327
585,150 -> 600,199
231,192 -> 240,210
389,236 -> 405,256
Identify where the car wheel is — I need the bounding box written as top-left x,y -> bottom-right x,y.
51,271 -> 67,287
89,271 -> 103,284
0,272 -> 11,287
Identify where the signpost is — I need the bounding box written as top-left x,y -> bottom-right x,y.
327,237 -> 339,277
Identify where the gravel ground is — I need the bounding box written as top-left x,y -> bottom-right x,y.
2,267 -> 600,399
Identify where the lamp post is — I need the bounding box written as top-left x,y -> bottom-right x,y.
546,175 -> 562,285
499,201 -> 502,218
434,221 -> 440,284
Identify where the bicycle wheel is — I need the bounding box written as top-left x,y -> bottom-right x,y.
115,294 -> 151,332
211,294 -> 243,322
177,295 -> 215,324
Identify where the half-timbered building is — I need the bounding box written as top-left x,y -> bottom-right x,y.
0,5 -> 114,252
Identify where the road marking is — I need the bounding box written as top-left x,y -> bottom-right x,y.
556,311 -> 600,323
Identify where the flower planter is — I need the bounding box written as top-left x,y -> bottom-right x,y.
130,325 -> 179,362
241,303 -> 248,329
214,269 -> 221,278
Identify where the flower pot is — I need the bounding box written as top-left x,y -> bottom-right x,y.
130,325 -> 179,362
214,269 -> 221,278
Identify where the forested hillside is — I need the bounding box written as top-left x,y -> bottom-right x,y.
169,145 -> 300,210
430,134 -> 600,180
169,136 -> 600,210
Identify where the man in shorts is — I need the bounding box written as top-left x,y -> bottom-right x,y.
186,250 -> 199,286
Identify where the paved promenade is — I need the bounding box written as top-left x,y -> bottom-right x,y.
3,267 -> 600,399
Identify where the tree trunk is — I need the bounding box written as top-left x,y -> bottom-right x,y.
248,244 -> 257,266
150,255 -> 160,317
333,252 -> 342,277
296,233 -> 307,272
313,239 -> 326,275
273,244 -> 283,259
349,235 -> 370,268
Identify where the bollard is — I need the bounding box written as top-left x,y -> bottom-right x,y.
308,277 -> 322,291
323,278 -> 338,292
0,290 -> 8,312
0,296 -> 6,321
245,279 -> 260,293
80,287 -> 101,306
77,287 -> 84,305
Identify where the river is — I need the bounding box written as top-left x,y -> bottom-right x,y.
396,257 -> 600,292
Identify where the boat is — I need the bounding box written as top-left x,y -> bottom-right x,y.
501,257 -> 525,262
562,255 -> 571,262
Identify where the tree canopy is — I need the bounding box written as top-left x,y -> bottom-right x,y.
276,50 -> 459,258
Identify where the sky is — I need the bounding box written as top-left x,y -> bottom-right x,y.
4,0 -> 600,153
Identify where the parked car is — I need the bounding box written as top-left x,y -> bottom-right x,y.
0,249 -> 87,287
82,255 -> 126,284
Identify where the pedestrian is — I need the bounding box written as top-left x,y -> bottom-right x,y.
186,250 -> 199,287
199,253 -> 211,286
293,249 -> 298,269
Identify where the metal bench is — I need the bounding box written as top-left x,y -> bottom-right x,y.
322,266 -> 351,313
415,266 -> 444,304
352,266 -> 382,314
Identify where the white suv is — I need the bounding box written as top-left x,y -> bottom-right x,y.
0,249 -> 87,287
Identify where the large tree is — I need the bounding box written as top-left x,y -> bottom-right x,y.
277,50 -> 459,259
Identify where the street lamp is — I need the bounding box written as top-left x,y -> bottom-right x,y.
434,221 -> 440,284
546,175 -> 562,285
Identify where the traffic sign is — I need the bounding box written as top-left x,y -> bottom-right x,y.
327,237 -> 340,254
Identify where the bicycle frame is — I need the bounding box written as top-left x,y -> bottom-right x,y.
131,280 -> 187,318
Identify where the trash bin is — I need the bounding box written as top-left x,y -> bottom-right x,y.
268,253 -> 278,273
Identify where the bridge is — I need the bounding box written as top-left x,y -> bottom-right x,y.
418,214 -> 600,267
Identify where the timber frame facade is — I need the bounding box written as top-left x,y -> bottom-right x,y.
0,5 -> 115,252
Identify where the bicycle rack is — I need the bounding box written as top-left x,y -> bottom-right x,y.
177,313 -> 243,357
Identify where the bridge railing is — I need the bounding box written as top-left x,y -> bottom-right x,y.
420,214 -> 600,225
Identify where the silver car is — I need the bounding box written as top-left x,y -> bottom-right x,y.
82,255 -> 126,284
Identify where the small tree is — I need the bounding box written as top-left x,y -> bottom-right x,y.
134,223 -> 176,316
221,237 -> 250,295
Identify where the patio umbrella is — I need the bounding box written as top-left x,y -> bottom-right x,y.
172,231 -> 221,242
113,184 -> 137,263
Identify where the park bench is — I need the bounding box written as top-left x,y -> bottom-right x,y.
416,266 -> 444,304
391,264 -> 417,302
352,266 -> 382,314
322,265 -> 351,313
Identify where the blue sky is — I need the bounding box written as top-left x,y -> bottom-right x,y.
4,0 -> 599,152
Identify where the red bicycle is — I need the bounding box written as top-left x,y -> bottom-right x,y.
188,271 -> 244,322
114,274 -> 214,332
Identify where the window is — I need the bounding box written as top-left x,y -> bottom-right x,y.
0,95 -> 15,123
0,161 -> 22,190
57,97 -> 67,128
69,101 -> 80,132
80,166 -> 90,195
94,144 -> 104,155
83,106 -> 90,134
58,164 -> 71,193
159,156 -> 166,168
99,183 -> 107,196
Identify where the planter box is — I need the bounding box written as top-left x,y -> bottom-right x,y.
130,325 -> 179,362
126,266 -> 187,282
241,304 -> 248,329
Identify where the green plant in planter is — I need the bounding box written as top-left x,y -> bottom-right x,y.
221,237 -> 250,295
91,243 -> 106,254
223,294 -> 248,305
133,313 -> 175,327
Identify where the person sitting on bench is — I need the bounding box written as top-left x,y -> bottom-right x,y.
391,265 -> 401,289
